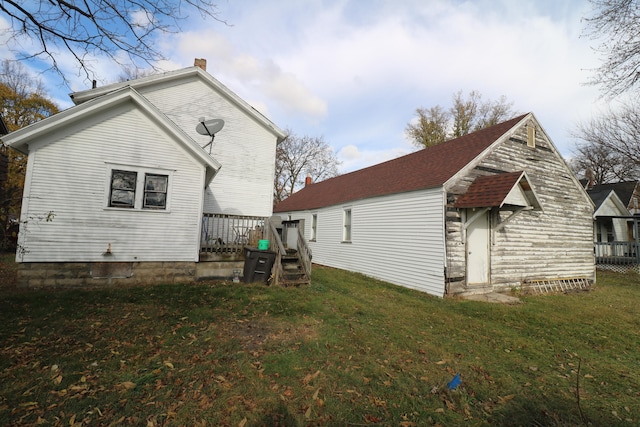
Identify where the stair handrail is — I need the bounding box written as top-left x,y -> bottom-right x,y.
296,225 -> 312,280
267,219 -> 286,286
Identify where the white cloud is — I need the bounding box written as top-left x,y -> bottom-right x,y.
16,0 -> 608,171
154,29 -> 327,122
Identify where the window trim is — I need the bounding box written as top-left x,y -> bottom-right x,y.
105,164 -> 173,212
342,207 -> 352,242
310,213 -> 317,241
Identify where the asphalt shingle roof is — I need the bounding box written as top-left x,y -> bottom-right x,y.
274,114 -> 528,212
454,171 -> 525,208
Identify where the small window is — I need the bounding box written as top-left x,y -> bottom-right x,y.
143,174 -> 168,209
110,170 -> 137,208
343,208 -> 352,242
311,214 -> 317,240
527,125 -> 536,148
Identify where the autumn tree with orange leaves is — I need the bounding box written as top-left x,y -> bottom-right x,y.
0,60 -> 59,249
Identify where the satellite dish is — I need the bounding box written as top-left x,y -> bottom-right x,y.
196,118 -> 225,136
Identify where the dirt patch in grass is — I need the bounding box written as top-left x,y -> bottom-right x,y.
228,316 -> 319,352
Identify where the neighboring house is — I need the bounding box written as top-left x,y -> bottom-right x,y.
274,113 -> 595,297
586,181 -> 640,216
1,61 -> 286,287
587,184 -> 640,270
587,187 -> 631,243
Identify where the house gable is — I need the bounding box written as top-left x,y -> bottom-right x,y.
444,114 -> 595,291
2,87 -> 221,184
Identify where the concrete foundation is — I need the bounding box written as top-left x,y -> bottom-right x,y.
17,258 -> 243,288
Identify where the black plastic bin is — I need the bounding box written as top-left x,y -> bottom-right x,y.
243,246 -> 276,284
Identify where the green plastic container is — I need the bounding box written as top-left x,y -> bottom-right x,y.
258,240 -> 269,250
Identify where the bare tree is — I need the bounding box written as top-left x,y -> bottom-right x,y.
116,65 -> 159,82
572,102 -> 640,183
571,138 -> 638,184
0,0 -> 226,85
274,131 -> 341,204
406,90 -> 516,148
583,0 -> 640,97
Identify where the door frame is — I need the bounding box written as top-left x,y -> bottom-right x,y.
465,208 -> 490,286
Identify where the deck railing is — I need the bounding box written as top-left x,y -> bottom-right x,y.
295,224 -> 312,280
201,213 -> 267,254
595,241 -> 640,265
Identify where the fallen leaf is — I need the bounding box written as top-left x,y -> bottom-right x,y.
302,370 -> 320,385
436,360 -> 447,365
238,418 -> 247,427
498,394 -> 516,404
365,414 -> 381,423
305,406 -> 312,419
164,361 -> 174,369
69,414 -> 76,426
118,381 -> 136,390
53,375 -> 63,384
435,408 -> 445,413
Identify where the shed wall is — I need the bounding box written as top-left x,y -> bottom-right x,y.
282,188 -> 447,296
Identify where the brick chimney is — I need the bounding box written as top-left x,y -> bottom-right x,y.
305,174 -> 312,187
194,58 -> 207,71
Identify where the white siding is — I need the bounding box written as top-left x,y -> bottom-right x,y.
19,103 -> 206,263
283,188 -> 447,297
138,79 -> 277,217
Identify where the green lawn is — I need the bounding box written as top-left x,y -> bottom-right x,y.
1,254 -> 639,426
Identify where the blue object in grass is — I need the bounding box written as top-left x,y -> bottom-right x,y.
447,373 -> 461,390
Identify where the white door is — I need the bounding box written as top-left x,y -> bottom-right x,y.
467,211 -> 490,285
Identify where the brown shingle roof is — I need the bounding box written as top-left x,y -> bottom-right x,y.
274,114 -> 528,212
454,171 -> 525,208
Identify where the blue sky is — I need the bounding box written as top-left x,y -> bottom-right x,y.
2,0 -> 607,173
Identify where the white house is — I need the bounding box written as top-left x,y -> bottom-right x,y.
274,113 -> 596,297
2,62 -> 286,287
588,188 -> 631,243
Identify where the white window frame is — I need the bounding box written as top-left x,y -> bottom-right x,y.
105,164 -> 173,212
343,208 -> 352,242
311,213 -> 317,241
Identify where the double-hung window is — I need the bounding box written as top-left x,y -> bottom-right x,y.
108,167 -> 170,211
110,170 -> 138,208
143,174 -> 169,209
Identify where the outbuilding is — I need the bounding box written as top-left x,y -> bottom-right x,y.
275,113 -> 595,297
